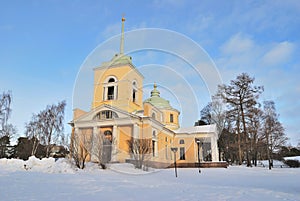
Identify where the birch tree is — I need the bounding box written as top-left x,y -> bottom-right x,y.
25,100 -> 66,157
0,91 -> 13,138
262,100 -> 288,169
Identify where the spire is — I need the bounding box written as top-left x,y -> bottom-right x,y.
120,15 -> 125,55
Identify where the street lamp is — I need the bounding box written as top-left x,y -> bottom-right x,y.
195,138 -> 202,173
171,147 -> 178,177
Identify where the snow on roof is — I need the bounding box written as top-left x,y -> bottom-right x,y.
174,124 -> 217,134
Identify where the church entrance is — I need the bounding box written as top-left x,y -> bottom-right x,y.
102,130 -> 112,163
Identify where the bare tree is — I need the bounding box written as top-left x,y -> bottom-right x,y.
24,100 -> 66,157
199,102 -> 212,125
25,114 -> 42,156
262,101 -> 288,170
2,123 -> 17,139
217,73 -> 263,166
200,96 -> 227,137
60,133 -> 70,150
39,101 -> 66,157
88,133 -> 117,169
211,96 -> 227,137
0,135 -> 10,158
90,133 -> 106,168
127,137 -> 152,169
70,133 -> 82,169
247,106 -> 263,166
0,91 -> 12,137
70,131 -> 90,169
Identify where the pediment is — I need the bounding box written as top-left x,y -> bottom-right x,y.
74,104 -> 138,123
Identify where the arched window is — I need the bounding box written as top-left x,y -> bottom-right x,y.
179,139 -> 185,144
104,76 -> 118,101
180,147 -> 185,160
132,81 -> 137,103
108,78 -> 115,83
152,130 -> 156,138
152,112 -> 156,119
94,110 -> 118,120
104,130 -> 112,142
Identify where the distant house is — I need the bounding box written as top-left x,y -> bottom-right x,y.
49,145 -> 68,158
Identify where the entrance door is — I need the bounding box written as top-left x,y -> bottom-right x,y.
103,130 -> 112,163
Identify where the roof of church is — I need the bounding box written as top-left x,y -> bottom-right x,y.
100,53 -> 133,67
144,84 -> 176,110
174,124 -> 217,134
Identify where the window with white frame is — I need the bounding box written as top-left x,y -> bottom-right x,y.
103,76 -> 118,101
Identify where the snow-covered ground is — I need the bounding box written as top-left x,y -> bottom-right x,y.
1,157 -> 300,201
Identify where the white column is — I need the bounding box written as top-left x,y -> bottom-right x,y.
103,86 -> 107,101
91,126 -> 98,162
155,140 -> 158,157
133,123 -> 139,139
111,125 -> 118,161
114,85 -> 118,100
211,136 -> 219,162
200,144 -> 203,162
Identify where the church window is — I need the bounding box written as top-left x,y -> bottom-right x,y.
107,86 -> 114,100
132,81 -> 137,103
152,140 -> 156,157
152,112 -> 156,119
104,76 -> 118,101
180,147 -> 185,160
108,78 -> 115,83
170,114 -> 174,123
94,110 -> 118,120
165,145 -> 168,159
179,139 -> 185,144
152,130 -> 156,138
132,90 -> 136,102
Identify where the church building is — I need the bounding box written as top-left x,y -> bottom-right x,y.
70,17 -> 220,168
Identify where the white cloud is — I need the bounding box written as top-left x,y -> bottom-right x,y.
262,41 -> 294,66
220,33 -> 254,55
215,31 -> 300,145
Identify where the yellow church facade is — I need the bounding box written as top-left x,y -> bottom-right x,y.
70,18 -> 221,168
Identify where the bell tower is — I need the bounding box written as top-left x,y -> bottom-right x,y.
92,17 -> 144,113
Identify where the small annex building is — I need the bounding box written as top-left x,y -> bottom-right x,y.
70,17 -> 221,168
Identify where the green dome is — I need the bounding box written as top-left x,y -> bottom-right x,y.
144,84 -> 173,109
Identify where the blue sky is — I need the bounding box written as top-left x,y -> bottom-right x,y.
0,0 -> 299,145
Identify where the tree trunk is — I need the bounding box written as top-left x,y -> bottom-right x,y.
240,103 -> 251,167
237,116 -> 242,165
266,131 -> 271,170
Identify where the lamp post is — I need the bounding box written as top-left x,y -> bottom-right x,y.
171,147 -> 178,177
195,138 -> 202,173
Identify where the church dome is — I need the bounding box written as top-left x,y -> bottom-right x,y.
144,84 -> 173,109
